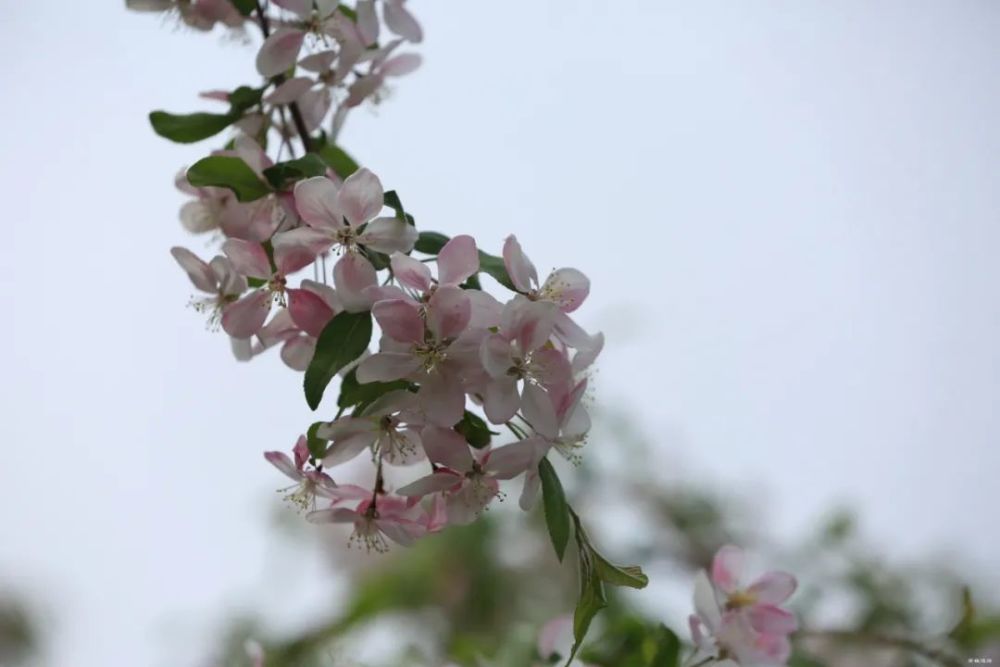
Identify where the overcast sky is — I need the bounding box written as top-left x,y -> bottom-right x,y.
1,2 -> 998,666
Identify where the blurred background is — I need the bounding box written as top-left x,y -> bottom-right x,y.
1,1 -> 998,665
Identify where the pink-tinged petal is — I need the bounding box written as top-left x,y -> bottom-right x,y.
373,299 -> 424,344
222,238 -> 272,280
437,234 -> 479,286
170,247 -> 217,293
480,334 -> 513,378
358,216 -> 418,254
364,284 -> 407,303
754,632 -> 792,663
502,234 -> 537,292
419,371 -> 466,427
383,0 -> 423,42
271,0 -> 312,18
292,435 -> 309,469
355,0 -> 378,44
570,331 -> 604,374
301,279 -> 341,312
465,289 -> 503,332
221,290 -> 270,338
519,469 -> 541,511
484,439 -> 535,480
264,451 -> 301,481
382,53 -> 421,77
322,429 -> 378,467
287,288 -> 335,337
338,167 -> 384,226
346,73 -> 384,108
483,377 -> 520,424
446,480 -> 496,525
280,335 -> 314,371
387,254 -> 430,293
712,545 -> 745,594
693,571 -> 722,632
420,425 -> 474,471
298,86 -> 332,133
748,604 -> 798,635
537,615 -> 573,661
377,517 -> 426,546
306,507 -> 358,524
294,176 -> 344,230
299,49 -> 337,72
521,384 -> 559,440
427,285 -> 471,340
211,256 -> 247,296
426,493 -> 448,532
500,297 -> 556,352
256,308 -> 298,349
542,268 -> 590,313
272,228 -> 334,276
264,76 -> 313,104
230,336 -> 254,361
232,135 -> 272,175
333,254 -> 377,312
256,27 -> 305,77
396,471 -> 461,497
356,351 -> 421,382
747,571 -> 798,605
179,201 -> 217,233
689,615 -> 707,649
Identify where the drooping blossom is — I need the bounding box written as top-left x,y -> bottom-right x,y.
171,247 -> 247,330
397,426 -> 535,524
689,545 -> 798,666
264,435 -> 338,512
255,0 -> 364,78
315,389 -> 424,466
307,485 -> 427,552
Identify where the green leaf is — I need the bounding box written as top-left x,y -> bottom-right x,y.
187,156 -> 272,202
338,368 -> 412,414
230,0 -> 256,16
538,458 -> 571,561
415,231 -> 450,255
262,153 -> 328,190
454,411 -> 495,449
383,190 -> 406,220
650,625 -> 680,667
149,110 -> 236,144
318,143 -> 360,179
306,421 -> 328,459
568,555 -> 606,667
478,251 -> 515,290
592,553 -> 649,589
304,311 -> 373,410
228,85 -> 263,113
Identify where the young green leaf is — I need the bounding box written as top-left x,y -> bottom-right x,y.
304,311 -> 373,410
229,0 -> 256,16
318,143 -> 360,179
228,85 -> 264,113
454,411 -> 495,449
262,153 -> 328,190
338,368 -> 412,414
478,251 -> 515,290
538,458 -> 571,561
306,421 -> 329,459
592,553 -> 650,589
415,231 -> 450,255
567,547 -> 606,667
650,625 -> 681,667
187,156 -> 272,202
149,110 -> 236,144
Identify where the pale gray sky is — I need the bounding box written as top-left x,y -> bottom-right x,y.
1,2 -> 998,666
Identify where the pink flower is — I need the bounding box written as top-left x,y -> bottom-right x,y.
264,435 -> 338,512
171,247 -> 247,330
397,426 -> 535,524
315,389 -> 424,466
689,545 -> 798,666
382,0 -> 423,43
220,237 -> 320,338
346,44 -> 422,108
307,485 -> 427,552
478,296 -> 571,423
255,0 -> 364,78
249,279 -> 340,370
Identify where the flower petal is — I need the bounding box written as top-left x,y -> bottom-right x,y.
263,451 -> 301,481
521,384 -> 559,440
256,27 -> 305,77
420,425 -> 473,471
396,471 -> 461,497
483,377 -> 520,424
542,268 -> 590,313
437,234 -> 478,286
263,76 -> 313,104
711,545 -> 745,594
294,176 -> 344,230
427,285 -> 471,340
373,298 -> 424,344
358,216 -> 418,254
338,167 -> 383,226
356,351 -> 421,382
389,252 -> 433,292
222,238 -> 272,280
502,234 -> 537,292
333,253 -> 377,312
171,246 -> 217,293
748,571 -> 798,605
383,0 -> 423,43
221,290 -> 270,338
748,604 -> 798,635
280,335 -> 314,371
287,288 -> 335,337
